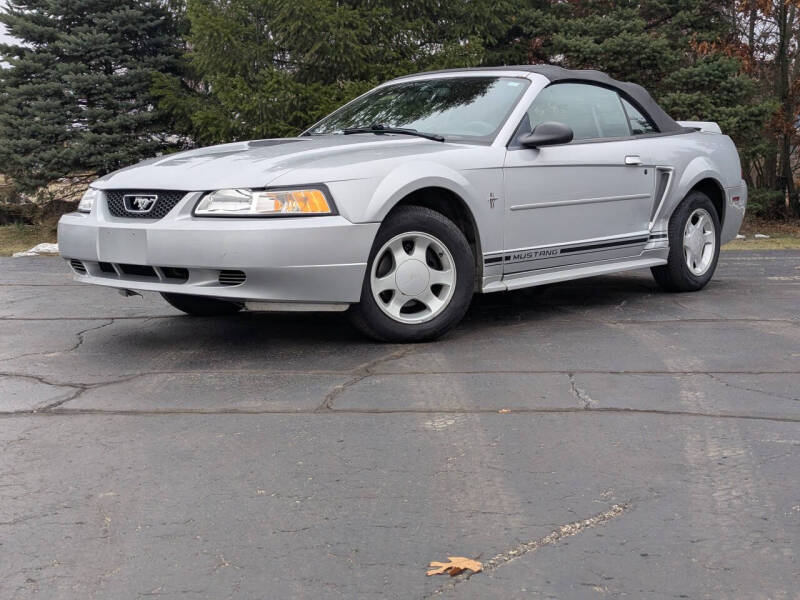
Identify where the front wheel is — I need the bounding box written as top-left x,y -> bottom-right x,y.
651,191 -> 721,292
161,293 -> 243,316
349,206 -> 475,342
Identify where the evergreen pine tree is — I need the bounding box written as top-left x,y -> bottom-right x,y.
152,0 -> 492,144
0,0 -> 183,195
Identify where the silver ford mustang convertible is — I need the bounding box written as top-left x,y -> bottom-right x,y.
59,65 -> 746,342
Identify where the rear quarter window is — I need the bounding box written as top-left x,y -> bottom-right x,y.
621,98 -> 658,135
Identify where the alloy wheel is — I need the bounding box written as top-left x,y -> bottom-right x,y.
683,208 -> 716,276
370,231 -> 457,324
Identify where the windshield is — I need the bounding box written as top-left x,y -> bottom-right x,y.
305,76 -> 530,142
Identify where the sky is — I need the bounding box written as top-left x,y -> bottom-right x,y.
0,0 -> 14,47
0,24 -> 12,46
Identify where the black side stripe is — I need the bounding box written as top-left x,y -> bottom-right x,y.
560,237 -> 649,254
484,236 -> 651,265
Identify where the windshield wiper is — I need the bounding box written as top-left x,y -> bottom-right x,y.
343,123 -> 445,142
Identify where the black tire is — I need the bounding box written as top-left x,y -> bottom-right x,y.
651,190 -> 721,292
349,206 -> 475,342
161,293 -> 243,316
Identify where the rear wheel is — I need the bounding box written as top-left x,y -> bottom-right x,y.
349,206 -> 475,342
651,191 -> 720,292
161,293 -> 243,316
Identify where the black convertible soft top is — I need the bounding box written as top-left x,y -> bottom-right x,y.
393,65 -> 683,134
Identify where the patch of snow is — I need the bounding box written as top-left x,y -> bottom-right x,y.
423,417 -> 458,431
735,234 -> 746,240
12,243 -> 60,257
754,233 -> 770,239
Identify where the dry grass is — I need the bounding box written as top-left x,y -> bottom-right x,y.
723,236 -> 800,250
723,216 -> 800,250
0,225 -> 57,256
737,216 -> 800,237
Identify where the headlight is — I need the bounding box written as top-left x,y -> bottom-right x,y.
194,187 -> 334,217
78,188 -> 99,213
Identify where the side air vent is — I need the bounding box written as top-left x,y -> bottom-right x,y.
98,261 -> 116,274
650,167 -> 674,223
218,270 -> 246,286
69,259 -> 87,275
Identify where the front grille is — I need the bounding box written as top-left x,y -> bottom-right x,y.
161,266 -> 189,282
106,190 -> 189,219
73,261 -> 242,287
218,270 -> 247,286
95,262 -> 189,283
69,259 -> 87,275
119,263 -> 157,278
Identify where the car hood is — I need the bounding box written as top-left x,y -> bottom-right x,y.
91,135 -> 461,191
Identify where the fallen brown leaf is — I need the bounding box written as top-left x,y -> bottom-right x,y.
427,556 -> 483,577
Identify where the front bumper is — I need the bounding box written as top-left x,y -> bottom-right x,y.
58,192 -> 379,303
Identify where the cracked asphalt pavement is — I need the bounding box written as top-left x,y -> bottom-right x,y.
1,251 -> 798,599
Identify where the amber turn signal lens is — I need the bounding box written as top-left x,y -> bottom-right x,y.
283,189 -> 330,213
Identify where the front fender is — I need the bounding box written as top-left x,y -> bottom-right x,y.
363,161 -> 479,222
326,156 -> 505,270
325,161 -> 483,223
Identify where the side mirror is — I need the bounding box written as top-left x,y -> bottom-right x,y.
519,121 -> 574,148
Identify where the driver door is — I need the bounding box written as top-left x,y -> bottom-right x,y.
503,83 -> 656,275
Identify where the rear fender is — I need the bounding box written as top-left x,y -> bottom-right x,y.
662,157 -> 724,224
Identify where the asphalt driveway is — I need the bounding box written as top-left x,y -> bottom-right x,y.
1,251 -> 798,599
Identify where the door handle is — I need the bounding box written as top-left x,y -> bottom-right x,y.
625,155 -> 642,165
